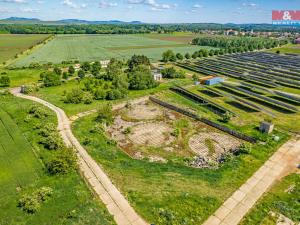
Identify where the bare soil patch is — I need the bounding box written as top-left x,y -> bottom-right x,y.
189,132 -> 241,160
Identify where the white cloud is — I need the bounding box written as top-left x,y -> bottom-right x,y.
242,2 -> 258,8
99,1 -> 118,8
0,0 -> 26,3
61,0 -> 86,9
193,4 -> 203,9
21,7 -> 40,12
127,0 -> 175,11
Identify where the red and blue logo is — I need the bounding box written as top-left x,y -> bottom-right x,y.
272,10 -> 300,26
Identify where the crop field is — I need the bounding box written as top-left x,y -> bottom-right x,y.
0,34 -> 50,64
12,34 -> 211,66
0,95 -> 114,225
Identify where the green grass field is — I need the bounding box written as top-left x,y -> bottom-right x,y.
72,111 -> 288,225
0,68 -> 42,87
240,173 -> 300,225
12,34 -> 210,66
0,94 -> 115,225
269,44 -> 300,55
0,34 -> 50,64
35,78 -> 193,116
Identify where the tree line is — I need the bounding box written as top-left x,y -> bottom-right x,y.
1,23 -> 299,34
191,36 -> 288,51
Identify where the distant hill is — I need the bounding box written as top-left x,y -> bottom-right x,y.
5,17 -> 41,21
0,17 -> 143,25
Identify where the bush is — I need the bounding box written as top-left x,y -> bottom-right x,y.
0,75 -> 10,87
238,143 -> 252,154
82,92 -> 94,104
18,187 -> 53,214
46,148 -> 77,175
94,88 -> 107,100
40,132 -> 63,150
128,65 -> 159,90
28,105 -> 49,118
64,88 -> 84,104
38,123 -> 57,137
22,84 -> 39,94
96,103 -> 114,125
18,194 -> 40,213
221,112 -> 232,123
42,72 -> 61,87
162,50 -> 176,62
161,67 -> 185,79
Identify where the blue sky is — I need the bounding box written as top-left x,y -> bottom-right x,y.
0,0 -> 299,23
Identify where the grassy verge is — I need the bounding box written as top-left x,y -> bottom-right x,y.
240,173 -> 300,225
0,94 -> 115,225
35,78 -> 193,116
72,112 -> 289,225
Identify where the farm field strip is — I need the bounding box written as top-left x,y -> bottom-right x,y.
12,34 -> 212,66
0,34 -> 50,64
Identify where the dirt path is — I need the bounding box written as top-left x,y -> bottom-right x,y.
69,96 -> 150,122
11,88 -> 148,225
203,137 -> 300,225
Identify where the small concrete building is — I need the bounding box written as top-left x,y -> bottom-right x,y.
74,64 -> 81,71
152,70 -> 162,81
260,121 -> 274,134
100,60 -> 110,68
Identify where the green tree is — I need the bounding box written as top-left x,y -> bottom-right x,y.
185,53 -> 191,59
91,61 -> 101,76
68,65 -> 75,75
128,55 -> 150,71
53,67 -> 62,75
176,53 -> 184,61
96,103 -> 114,125
105,58 -> 123,81
161,67 -> 185,79
78,69 -> 85,79
82,62 -> 91,71
128,65 -> 158,90
42,72 -> 61,87
162,50 -> 176,62
0,76 -> 10,87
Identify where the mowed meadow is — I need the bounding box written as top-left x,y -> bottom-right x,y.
12,33 -> 209,66
0,34 -> 50,64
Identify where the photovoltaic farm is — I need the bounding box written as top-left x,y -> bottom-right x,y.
174,52 -> 300,133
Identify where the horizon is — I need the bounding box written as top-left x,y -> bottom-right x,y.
0,0 -> 299,24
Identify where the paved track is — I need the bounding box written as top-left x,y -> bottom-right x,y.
11,88 -> 148,225
203,137 -> 300,225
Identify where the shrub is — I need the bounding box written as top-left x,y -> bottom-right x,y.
18,187 -> 53,214
40,132 -> 63,150
161,67 -> 185,79
96,103 -> 114,125
46,148 -> 77,175
162,50 -> 176,62
171,128 -> 180,137
38,123 -> 57,137
18,194 -> 40,213
64,88 -> 84,104
28,105 -> 49,118
0,75 -> 10,87
128,65 -> 159,90
82,92 -> 94,104
123,127 -> 132,134
94,88 -> 107,100
22,84 -> 39,94
238,143 -> 252,154
42,72 -> 61,87
221,112 -> 232,123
